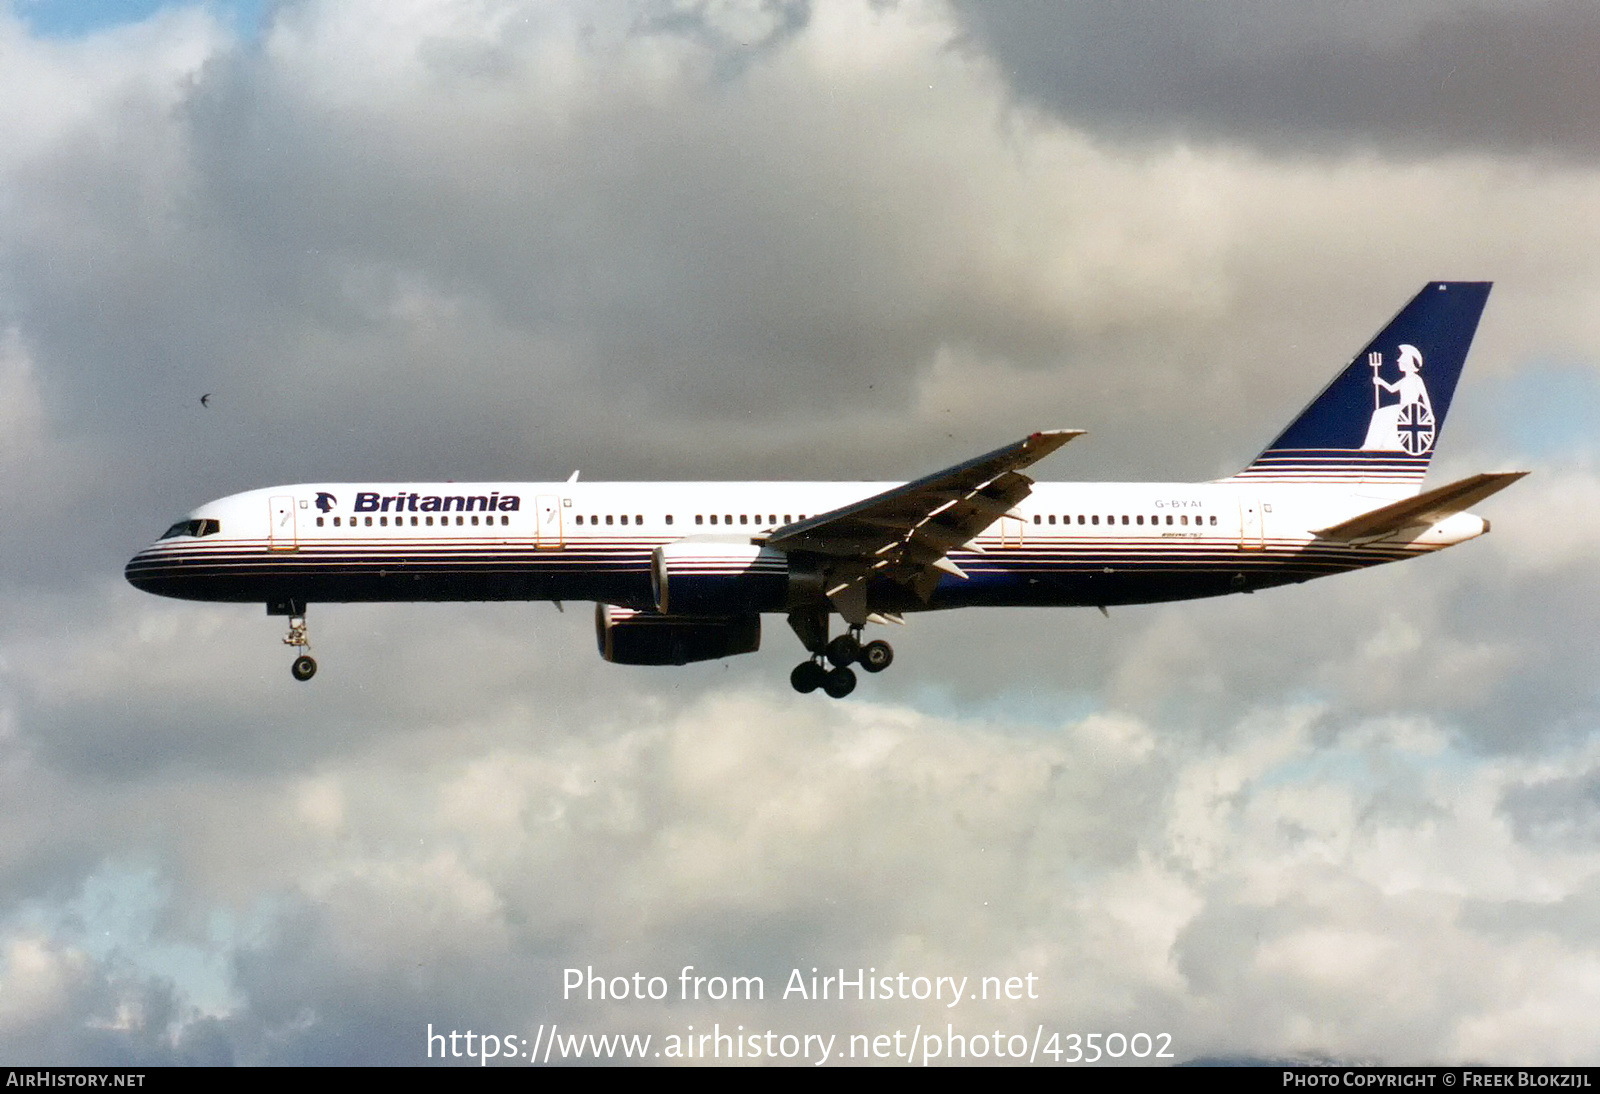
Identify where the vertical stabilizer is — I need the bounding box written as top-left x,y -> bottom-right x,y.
1228,282 -> 1491,488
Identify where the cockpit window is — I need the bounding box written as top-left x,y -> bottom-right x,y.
160,519 -> 221,539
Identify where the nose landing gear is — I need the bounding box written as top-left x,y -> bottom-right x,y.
284,614 -> 316,681
269,598 -> 317,682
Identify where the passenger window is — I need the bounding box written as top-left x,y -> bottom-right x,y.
709,515 -> 717,525
666,515 -> 674,526
637,515 -> 644,525
316,517 -> 324,527
620,515 -> 628,525
1092,515 -> 1099,525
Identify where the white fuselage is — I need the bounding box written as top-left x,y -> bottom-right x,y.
125,477 -> 1483,614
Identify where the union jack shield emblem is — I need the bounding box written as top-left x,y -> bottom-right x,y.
1396,401 -> 1435,455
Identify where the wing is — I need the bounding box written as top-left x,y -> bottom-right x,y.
765,430 -> 1082,624
1313,471 -> 1527,541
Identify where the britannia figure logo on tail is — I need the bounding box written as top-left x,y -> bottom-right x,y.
1361,343 -> 1435,454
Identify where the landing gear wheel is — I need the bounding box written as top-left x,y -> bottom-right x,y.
826,635 -> 860,667
859,640 -> 894,673
790,660 -> 826,694
291,655 -> 318,682
822,665 -> 857,699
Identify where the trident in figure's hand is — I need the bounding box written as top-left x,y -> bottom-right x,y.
1368,350 -> 1383,408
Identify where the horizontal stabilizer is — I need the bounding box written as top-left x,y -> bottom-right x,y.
1313,471 -> 1527,541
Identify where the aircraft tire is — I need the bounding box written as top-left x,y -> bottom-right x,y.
291,655 -> 318,682
822,666 -> 857,699
859,640 -> 893,673
791,661 -> 825,694
826,635 -> 860,667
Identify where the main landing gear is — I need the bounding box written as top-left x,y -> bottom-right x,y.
788,620 -> 894,699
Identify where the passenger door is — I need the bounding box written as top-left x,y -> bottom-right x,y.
996,514 -> 1025,548
269,495 -> 298,551
1238,499 -> 1264,550
535,495 -> 563,549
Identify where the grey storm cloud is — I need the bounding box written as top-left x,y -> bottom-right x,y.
948,0 -> 1600,157
1,0 -> 1599,1067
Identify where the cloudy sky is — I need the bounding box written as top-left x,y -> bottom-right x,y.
2,0 -> 1598,1066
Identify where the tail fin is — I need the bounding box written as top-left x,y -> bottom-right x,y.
1229,282 -> 1491,488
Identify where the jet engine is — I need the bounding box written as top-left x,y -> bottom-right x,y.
595,604 -> 760,665
650,539 -> 809,615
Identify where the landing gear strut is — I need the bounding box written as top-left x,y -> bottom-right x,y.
283,613 -> 316,682
788,615 -> 892,698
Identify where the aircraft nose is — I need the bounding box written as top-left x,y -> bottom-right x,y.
125,549 -> 149,588
125,547 -> 165,595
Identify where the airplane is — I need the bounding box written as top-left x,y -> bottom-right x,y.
126,282 -> 1524,698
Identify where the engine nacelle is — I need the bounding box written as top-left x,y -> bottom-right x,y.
651,538 -> 796,615
595,604 -> 761,665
